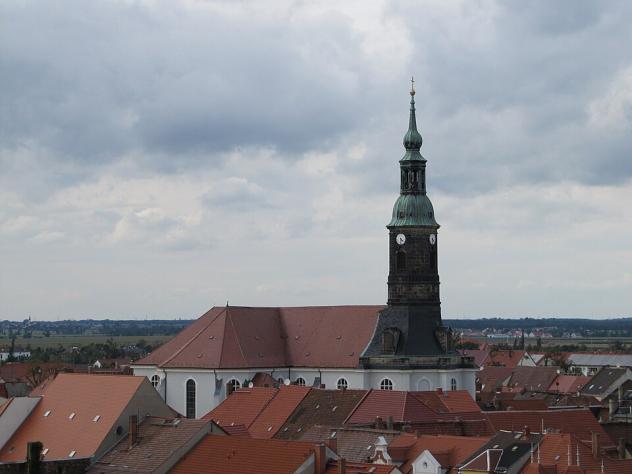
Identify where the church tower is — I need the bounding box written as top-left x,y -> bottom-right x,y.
360,83 -> 475,373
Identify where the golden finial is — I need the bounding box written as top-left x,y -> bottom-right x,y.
410,76 -> 415,96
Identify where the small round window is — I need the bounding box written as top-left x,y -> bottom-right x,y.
336,378 -> 348,390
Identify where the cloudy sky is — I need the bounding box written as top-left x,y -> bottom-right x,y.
2,0 -> 632,321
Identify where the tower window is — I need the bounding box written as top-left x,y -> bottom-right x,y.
336,378 -> 348,390
397,250 -> 406,271
379,378 -> 393,391
185,379 -> 196,419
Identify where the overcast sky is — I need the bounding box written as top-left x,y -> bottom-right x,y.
2,0 -> 632,321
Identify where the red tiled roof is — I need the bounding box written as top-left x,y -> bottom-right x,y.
276,388 -> 368,440
486,408 -> 613,444
548,375 -> 590,394
324,460 -> 397,474
392,434 -> 491,474
202,387 -> 277,427
507,367 -> 559,392
528,433 -> 632,474
487,350 -> 527,368
477,367 -> 514,392
0,374 -> 147,462
202,385 -> 310,439
248,385 -> 310,439
170,434 -> 321,474
88,417 -> 211,473
300,425 -> 400,463
135,305 -> 382,369
461,349 -> 490,367
221,423 -> 250,437
345,390 -> 445,425
412,390 -> 480,413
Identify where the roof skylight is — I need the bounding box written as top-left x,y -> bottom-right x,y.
43,410 -> 51,417
69,451 -> 76,458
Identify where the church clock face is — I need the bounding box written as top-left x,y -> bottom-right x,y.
396,233 -> 406,245
429,234 -> 436,245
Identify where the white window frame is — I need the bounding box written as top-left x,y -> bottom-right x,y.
379,378 -> 394,391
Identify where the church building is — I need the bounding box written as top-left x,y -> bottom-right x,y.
132,86 -> 477,419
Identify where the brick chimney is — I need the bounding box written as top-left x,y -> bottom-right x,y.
386,415 -> 394,430
326,436 -> 337,454
129,415 -> 138,449
591,432 -> 600,459
337,458 -> 346,474
314,444 -> 327,474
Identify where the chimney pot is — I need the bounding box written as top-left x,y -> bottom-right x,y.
592,432 -> 600,459
315,444 -> 327,474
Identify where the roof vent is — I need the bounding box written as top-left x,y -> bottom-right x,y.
336,336 -> 342,340
93,415 -> 101,422
366,445 -> 372,451
196,353 -> 202,358
297,427 -> 302,432
69,413 -> 76,420
69,451 -> 76,458
209,335 -> 215,340
43,410 -> 51,417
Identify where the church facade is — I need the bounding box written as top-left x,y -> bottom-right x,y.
132,87 -> 477,419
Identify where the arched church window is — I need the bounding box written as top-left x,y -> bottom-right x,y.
397,250 -> 406,271
150,375 -> 160,389
228,379 -> 241,392
379,378 -> 393,391
450,378 -> 457,391
337,378 -> 348,390
185,379 -> 196,419
295,377 -> 306,386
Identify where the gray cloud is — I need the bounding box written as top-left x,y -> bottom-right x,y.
1,0 -> 632,319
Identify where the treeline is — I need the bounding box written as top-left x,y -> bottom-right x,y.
446,317 -> 632,334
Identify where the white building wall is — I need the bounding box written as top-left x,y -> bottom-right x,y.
133,365 -> 477,417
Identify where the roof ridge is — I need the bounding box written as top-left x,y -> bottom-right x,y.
222,306 -> 248,367
343,389 -> 372,425
160,307 -> 227,368
246,387 -> 282,430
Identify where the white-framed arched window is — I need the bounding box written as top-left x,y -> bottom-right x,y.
228,378 -> 241,392
450,378 -> 457,391
336,378 -> 348,390
295,377 -> 306,386
150,375 -> 160,389
379,378 -> 393,391
185,379 -> 196,419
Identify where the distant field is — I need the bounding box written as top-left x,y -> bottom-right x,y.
0,334 -> 173,350
467,335 -> 632,350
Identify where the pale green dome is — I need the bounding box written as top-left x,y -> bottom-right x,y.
388,194 -> 439,228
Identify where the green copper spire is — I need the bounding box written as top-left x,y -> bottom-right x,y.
388,79 -> 438,228
403,78 -> 423,150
